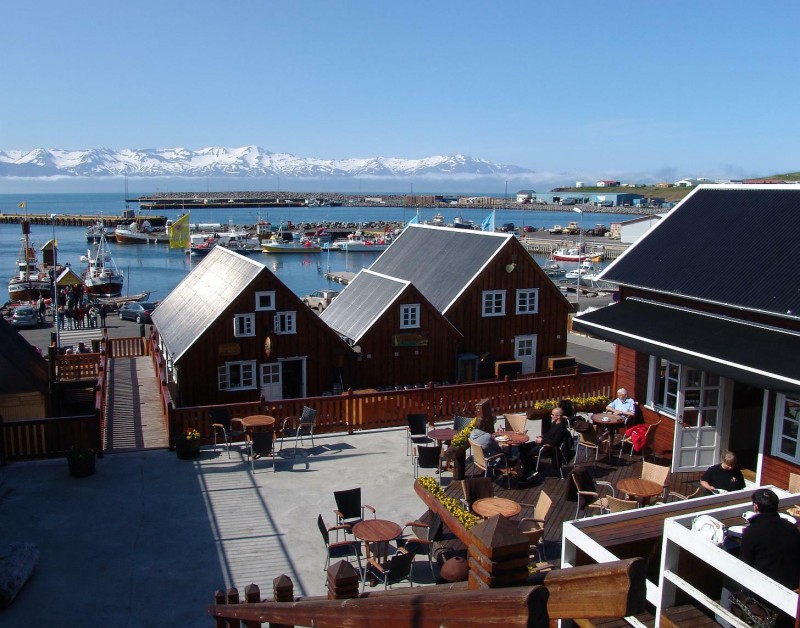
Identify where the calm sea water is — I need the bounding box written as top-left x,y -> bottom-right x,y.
1,193 -> 636,302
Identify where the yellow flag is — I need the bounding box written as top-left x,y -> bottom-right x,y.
169,213 -> 190,249
18,201 -> 26,209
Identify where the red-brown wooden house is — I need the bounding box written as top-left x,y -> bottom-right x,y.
151,246 -> 352,407
573,185 -> 800,488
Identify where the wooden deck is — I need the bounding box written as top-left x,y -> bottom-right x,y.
433,446 -> 704,564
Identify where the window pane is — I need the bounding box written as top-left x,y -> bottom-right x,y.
702,409 -> 717,428
703,389 -> 719,407
682,409 -> 699,427
781,438 -> 797,456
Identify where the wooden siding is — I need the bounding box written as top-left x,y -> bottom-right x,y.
352,285 -> 461,388
173,269 -> 351,407
761,454 -> 800,490
0,392 -> 47,421
445,239 -> 570,376
641,406 -> 675,459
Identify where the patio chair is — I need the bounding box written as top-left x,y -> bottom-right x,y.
406,413 -> 432,456
413,443 -> 443,483
504,412 -> 528,434
533,441 -> 568,479
279,406 -> 317,455
468,438 -> 512,488
317,514 -> 362,571
518,490 -> 552,561
452,415 -> 473,432
619,419 -> 661,461
401,513 -> 443,578
641,461 -> 671,500
605,496 -> 638,513
570,469 -> 615,518
247,430 -> 277,473
656,487 -> 701,505
333,487 -> 377,535
210,407 -> 245,458
574,424 -> 600,465
460,477 -> 495,512
362,548 -> 414,591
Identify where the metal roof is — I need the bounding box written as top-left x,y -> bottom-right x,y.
320,270 -> 409,343
368,224 -> 512,313
151,247 -> 264,362
600,185 -> 800,319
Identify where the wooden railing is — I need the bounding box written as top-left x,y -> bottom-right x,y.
0,412 -> 102,464
168,370 -> 614,447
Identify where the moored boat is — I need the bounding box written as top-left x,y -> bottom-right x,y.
86,222 -> 117,242
114,219 -> 170,244
8,221 -> 51,302
565,261 -> 600,279
335,232 -> 391,252
82,226 -> 124,298
261,231 -> 322,253
551,246 -> 604,263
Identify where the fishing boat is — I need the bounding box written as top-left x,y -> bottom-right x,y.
86,222 -> 117,243
428,213 -> 446,227
261,230 -> 322,253
189,228 -> 260,256
538,259 -> 565,277
551,246 -> 604,263
565,261 -> 600,279
8,221 -> 51,302
81,226 -> 124,298
335,232 -> 391,252
114,219 -> 170,244
452,216 -> 475,230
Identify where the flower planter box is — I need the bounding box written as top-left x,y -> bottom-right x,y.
175,439 -> 201,460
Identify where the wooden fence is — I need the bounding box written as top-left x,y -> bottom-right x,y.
0,412 -> 103,464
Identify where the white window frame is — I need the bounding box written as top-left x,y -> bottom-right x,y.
274,311 -> 297,335
516,288 -> 539,314
647,355 -> 680,416
400,304 -> 420,329
217,360 -> 257,391
255,291 -> 276,311
233,313 -> 255,337
482,290 -> 506,317
772,393 -> 800,464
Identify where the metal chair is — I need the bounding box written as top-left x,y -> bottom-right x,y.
412,443 -> 443,483
401,513 -> 443,578
575,424 -> 600,465
333,487 -> 377,535
317,514 -> 362,571
604,496 -> 638,513
468,438 -> 512,488
504,412 -> 528,434
362,548 -> 414,591
518,490 -> 552,561
210,407 -> 245,458
641,461 -> 671,500
570,470 -> 615,518
247,431 -> 277,473
279,406 -> 317,455
533,441 -> 568,479
406,413 -> 432,456
619,419 -> 661,461
452,415 -> 473,432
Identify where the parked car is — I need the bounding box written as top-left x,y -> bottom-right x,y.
11,305 -> 39,328
500,222 -> 515,232
523,225 -> 536,233
302,289 -> 339,312
118,301 -> 158,324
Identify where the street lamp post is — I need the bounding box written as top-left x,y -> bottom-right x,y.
50,214 -> 60,350
572,207 -> 584,313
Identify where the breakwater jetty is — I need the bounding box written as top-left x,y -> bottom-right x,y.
0,213 -> 169,228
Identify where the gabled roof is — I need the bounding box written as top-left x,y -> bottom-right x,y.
367,224 -> 512,313
600,185 -> 800,320
321,270 -> 462,344
151,247 -> 264,361
0,318 -> 49,395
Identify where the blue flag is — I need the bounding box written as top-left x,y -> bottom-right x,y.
480,211 -> 495,232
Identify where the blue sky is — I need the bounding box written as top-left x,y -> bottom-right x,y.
1,0 -> 798,189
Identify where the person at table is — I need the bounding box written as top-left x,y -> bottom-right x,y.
518,408 -> 570,482
605,388 -> 636,420
740,489 -> 800,589
700,450 -> 746,494
469,413 -> 504,459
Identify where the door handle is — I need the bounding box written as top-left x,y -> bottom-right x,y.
677,414 -> 683,425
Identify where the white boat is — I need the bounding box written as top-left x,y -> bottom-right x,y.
565,261 -> 600,279
82,226 -> 124,298
189,229 -> 259,256
261,231 -> 322,253
551,246 -> 604,263
538,259 -> 565,277
335,232 -> 391,252
86,222 -> 116,243
114,219 -> 170,244
8,221 -> 51,302
453,216 -> 475,229
428,213 -> 446,227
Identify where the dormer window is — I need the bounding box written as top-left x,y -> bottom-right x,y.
234,313 -> 255,337
400,304 -> 420,329
255,291 -> 276,311
482,290 -> 506,317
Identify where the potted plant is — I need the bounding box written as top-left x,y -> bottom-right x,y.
531,399 -> 557,418
67,445 -> 96,478
442,418 -> 476,480
175,427 -> 201,460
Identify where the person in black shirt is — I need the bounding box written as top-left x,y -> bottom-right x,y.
700,451 -> 746,494
518,408 -> 569,481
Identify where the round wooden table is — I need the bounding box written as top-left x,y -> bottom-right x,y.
492,431 -> 530,446
236,415 -> 276,432
590,413 -> 626,460
352,519 -> 402,563
472,497 -> 522,518
428,428 -> 457,443
617,477 -> 663,506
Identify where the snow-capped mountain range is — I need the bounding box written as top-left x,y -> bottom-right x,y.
0,147 -> 532,178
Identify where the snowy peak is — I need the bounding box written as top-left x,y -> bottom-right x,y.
0,147 -> 532,178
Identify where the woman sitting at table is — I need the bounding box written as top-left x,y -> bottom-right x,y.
469,413 -> 504,460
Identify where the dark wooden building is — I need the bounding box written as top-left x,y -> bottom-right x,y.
573,185 -> 800,488
325,224 -> 572,385
151,247 -> 352,407
0,318 -> 50,420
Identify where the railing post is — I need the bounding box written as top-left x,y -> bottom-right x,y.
326,560 -> 360,600
226,588 -> 241,628
242,584 -> 261,628
271,575 -> 294,628
213,589 -> 227,628
467,515 -> 530,590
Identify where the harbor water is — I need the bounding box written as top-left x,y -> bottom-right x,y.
1,193 -> 636,303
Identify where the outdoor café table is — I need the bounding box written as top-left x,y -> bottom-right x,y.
352,519 -> 402,563
617,477 -> 663,506
492,431 -> 530,447
428,428 -> 457,444
590,412 -> 626,461
234,415 -> 276,434
472,497 -> 522,519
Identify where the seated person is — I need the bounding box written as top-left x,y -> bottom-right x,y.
606,388 -> 636,420
518,408 -> 569,482
469,413 -> 504,461
700,450 -> 746,494
740,488 -> 800,590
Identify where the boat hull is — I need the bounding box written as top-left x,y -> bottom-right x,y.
261,244 -> 321,253
85,278 -> 124,298
114,229 -> 170,244
9,279 -> 51,302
